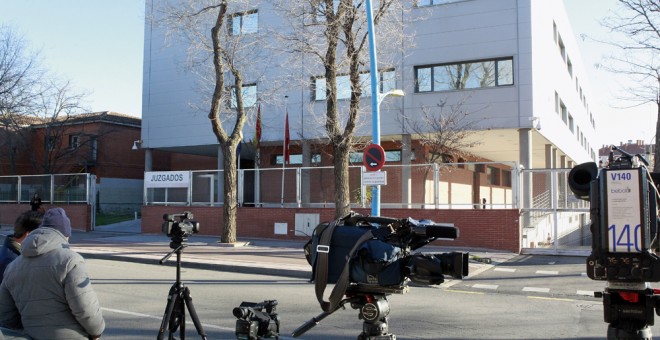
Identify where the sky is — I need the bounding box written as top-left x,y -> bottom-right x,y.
0,0 -> 655,148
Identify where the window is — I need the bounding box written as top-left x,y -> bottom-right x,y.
349,149 -> 412,164
502,170 -> 512,187
568,114 -> 574,133
229,10 -> 258,35
313,69 -> 397,101
230,84 -> 257,108
416,0 -> 460,6
89,137 -> 97,161
69,135 -> 80,149
45,136 -> 57,151
275,153 -> 321,165
488,166 -> 501,186
414,58 -> 513,93
557,34 -> 566,62
560,101 -> 567,124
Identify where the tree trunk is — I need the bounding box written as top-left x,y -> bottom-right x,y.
654,100 -> 660,172
221,142 -> 238,243
333,142 -> 351,218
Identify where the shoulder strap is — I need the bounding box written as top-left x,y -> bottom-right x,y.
314,218 -> 375,312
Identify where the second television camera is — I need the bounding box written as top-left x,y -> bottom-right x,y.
163,212 -> 200,239
233,300 -> 280,340
568,146 -> 660,339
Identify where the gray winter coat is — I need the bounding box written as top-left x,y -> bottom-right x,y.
0,228 -> 105,339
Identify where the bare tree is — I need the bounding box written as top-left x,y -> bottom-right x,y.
598,0 -> 660,170
28,79 -> 90,174
0,25 -> 41,174
408,98 -> 481,166
272,0 -> 406,218
154,0 -> 270,243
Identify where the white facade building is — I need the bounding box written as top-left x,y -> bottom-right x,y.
141,0 -> 597,172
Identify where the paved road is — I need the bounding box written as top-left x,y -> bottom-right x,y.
84,258 -> 619,339
449,255 -> 608,301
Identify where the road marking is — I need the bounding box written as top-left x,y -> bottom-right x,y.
577,290 -> 595,296
527,296 -> 574,302
101,307 -> 234,331
536,270 -> 559,275
494,267 -> 516,273
447,289 -> 485,295
548,261 -> 556,265
581,273 -> 588,277
522,287 -> 550,293
473,284 -> 499,290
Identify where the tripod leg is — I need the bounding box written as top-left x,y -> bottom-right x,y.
182,286 -> 208,339
158,286 -> 179,340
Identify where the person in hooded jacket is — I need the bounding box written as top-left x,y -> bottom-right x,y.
0,208 -> 105,340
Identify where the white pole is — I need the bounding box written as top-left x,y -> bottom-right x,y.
281,95 -> 289,207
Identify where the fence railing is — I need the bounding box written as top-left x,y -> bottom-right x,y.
0,173 -> 94,205
143,162 -> 519,209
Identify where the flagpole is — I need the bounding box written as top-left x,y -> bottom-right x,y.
254,103 -> 261,207
281,95 -> 289,207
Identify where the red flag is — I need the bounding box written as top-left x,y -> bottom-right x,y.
254,104 -> 262,148
284,109 -> 290,164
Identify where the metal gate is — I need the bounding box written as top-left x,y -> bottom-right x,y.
520,168 -> 591,255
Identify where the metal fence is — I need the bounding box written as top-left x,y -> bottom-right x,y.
520,168 -> 591,254
143,162 -> 519,209
0,173 -> 94,205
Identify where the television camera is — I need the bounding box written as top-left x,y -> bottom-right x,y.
157,212 -> 206,340
233,300 -> 280,340
293,213 -> 468,339
568,146 -> 660,339
162,212 -> 200,248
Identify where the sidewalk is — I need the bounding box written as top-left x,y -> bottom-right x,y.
0,219 -> 518,281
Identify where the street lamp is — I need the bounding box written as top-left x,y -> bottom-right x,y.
371,89 -> 404,216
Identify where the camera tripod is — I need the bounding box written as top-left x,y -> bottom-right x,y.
157,241 -> 207,340
599,282 -> 660,340
293,284 -> 407,339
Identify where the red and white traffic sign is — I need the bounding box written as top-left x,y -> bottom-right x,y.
363,144 -> 385,171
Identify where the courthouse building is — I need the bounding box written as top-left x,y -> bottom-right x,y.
139,0 -> 597,251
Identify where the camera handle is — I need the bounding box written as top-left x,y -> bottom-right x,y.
157,244 -> 207,340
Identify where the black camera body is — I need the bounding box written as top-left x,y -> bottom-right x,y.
568,148 -> 660,283
306,213 -> 468,288
233,300 -> 279,340
162,212 -> 200,238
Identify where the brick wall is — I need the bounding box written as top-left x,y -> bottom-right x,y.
0,204 -> 92,232
141,206 -> 520,253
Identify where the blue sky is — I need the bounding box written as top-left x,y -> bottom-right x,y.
0,0 -> 655,148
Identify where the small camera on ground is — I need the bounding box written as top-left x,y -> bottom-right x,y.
233,300 -> 280,340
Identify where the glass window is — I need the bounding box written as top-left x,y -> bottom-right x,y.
415,57 -> 513,93
381,69 -> 396,93
69,135 -> 80,149
313,69 -> 398,101
496,59 -> 513,85
230,10 -> 258,36
230,84 -> 257,108
417,67 -> 432,92
275,153 -> 321,165
314,78 -> 327,101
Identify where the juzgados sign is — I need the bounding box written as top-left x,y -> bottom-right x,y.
144,171 -> 191,188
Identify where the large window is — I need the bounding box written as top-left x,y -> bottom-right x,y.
230,84 -> 257,108
415,58 -> 513,93
229,10 -> 258,35
313,69 -> 396,101
274,153 -> 321,165
416,0 -> 461,6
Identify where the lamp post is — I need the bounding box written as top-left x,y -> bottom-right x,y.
365,0 -> 405,216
